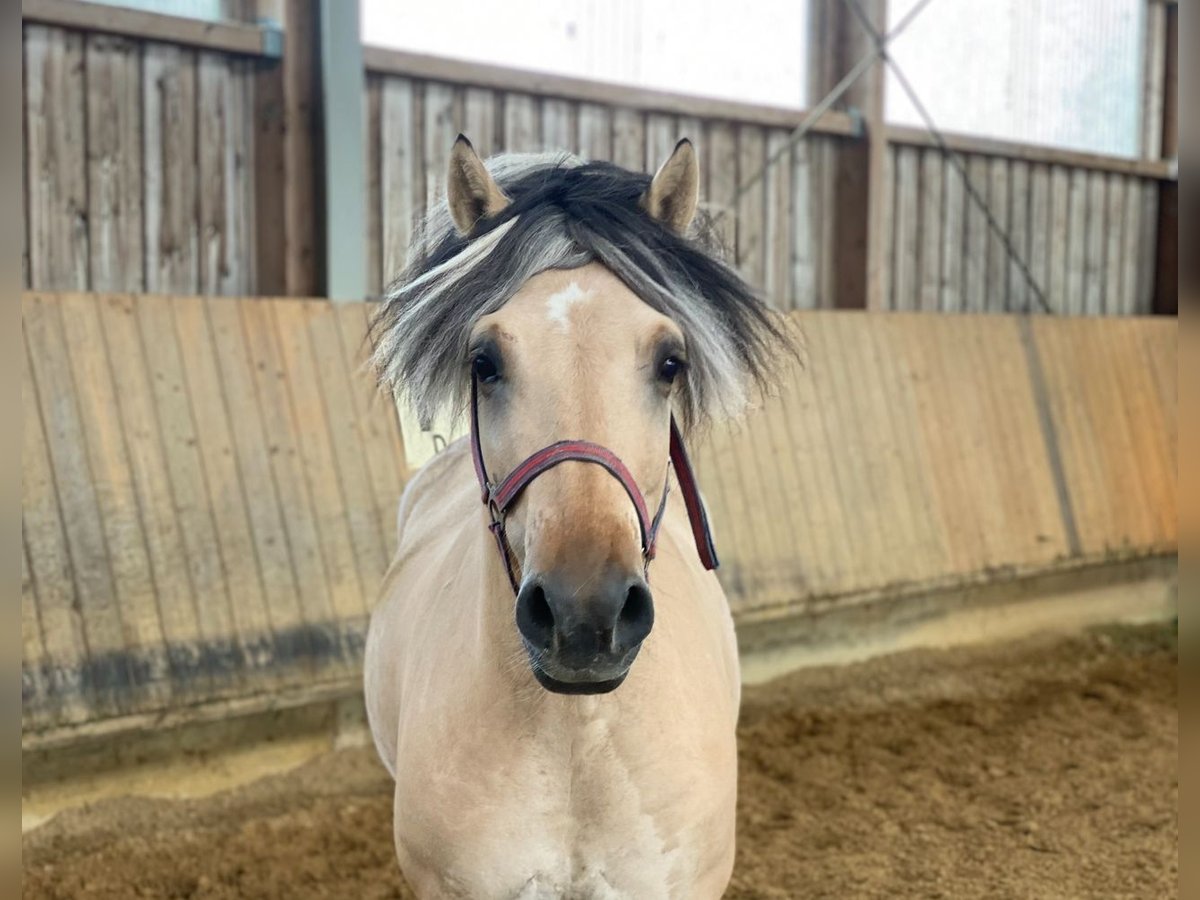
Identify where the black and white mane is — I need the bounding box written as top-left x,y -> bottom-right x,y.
370,151 -> 789,430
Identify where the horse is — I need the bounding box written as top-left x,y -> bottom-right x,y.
364,135 -> 789,898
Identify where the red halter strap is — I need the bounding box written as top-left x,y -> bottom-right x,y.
469,377 -> 718,594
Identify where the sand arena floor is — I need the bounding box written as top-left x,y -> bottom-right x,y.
24,623 -> 1176,899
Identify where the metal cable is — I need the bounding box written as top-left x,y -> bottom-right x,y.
842,0 -> 1053,313
731,0 -> 940,203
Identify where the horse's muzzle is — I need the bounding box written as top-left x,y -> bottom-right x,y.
515,569 -> 654,694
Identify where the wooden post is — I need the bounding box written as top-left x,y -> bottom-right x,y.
1153,1 -> 1177,315
809,0 -> 888,310
253,0 -> 322,296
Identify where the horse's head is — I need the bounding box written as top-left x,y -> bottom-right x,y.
372,137 -> 788,695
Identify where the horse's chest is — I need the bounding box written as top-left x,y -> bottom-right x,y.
392,708 -> 734,898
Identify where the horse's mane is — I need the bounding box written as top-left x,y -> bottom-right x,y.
370,151 -> 792,431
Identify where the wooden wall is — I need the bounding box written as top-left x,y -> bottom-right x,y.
363,70 -> 844,312
883,139 -> 1164,315
22,294 -> 1177,742
23,23 -> 259,295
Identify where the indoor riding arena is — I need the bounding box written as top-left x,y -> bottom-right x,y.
21,1 -> 1177,898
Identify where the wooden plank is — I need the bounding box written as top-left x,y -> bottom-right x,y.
1082,171 -> 1107,315
25,296 -> 134,717
735,126 -> 766,291
85,34 -> 144,293
764,130 -> 792,309
423,82 -> 461,218
644,113 -> 677,171
23,534 -> 51,730
938,157 -> 965,312
892,146 -> 919,311
25,25 -> 89,292
704,121 -> 737,257
1047,166 -> 1070,314
24,0 -> 272,57
57,293 -> 173,710
1064,167 -> 1088,315
503,92 -> 540,153
380,76 -> 417,284
790,137 -> 817,309
577,102 -> 612,161
170,296 -> 278,679
1027,163 -> 1051,311
143,42 -> 199,294
203,296 -> 308,674
335,304 -> 409,553
132,294 -> 244,694
887,124 -> 1175,181
463,87 -> 498,158
611,107 -> 644,171
815,139 -> 838,309
364,75 -> 382,297
1119,176 -> 1143,315
918,149 -> 943,311
879,147 -> 894,310
362,46 -> 859,138
197,51 -> 252,295
252,45 -> 287,295
22,319 -> 93,725
97,294 -> 215,700
985,157 -> 1009,312
1136,179 -> 1159,313
271,301 -> 369,626
540,97 -> 576,153
304,304 -> 391,585
962,156 -> 989,312
238,299 -> 343,671
1006,161 -> 1030,313
281,0 -> 321,296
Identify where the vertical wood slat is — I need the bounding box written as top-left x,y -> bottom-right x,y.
704,121 -> 737,258
1064,167 -> 1088,315
380,77 -> 417,284
143,42 -> 199,294
1007,161 -> 1029,313
963,156 -> 989,311
1048,166 -> 1070,314
25,25 -> 90,292
790,137 -> 817,309
85,34 -> 144,293
985,157 -> 1009,311
56,293 -> 174,708
540,97 -> 576,153
764,130 -> 792,309
1027,163 -> 1051,311
1083,171 -> 1106,315
170,296 -> 279,681
735,126 -> 766,289
939,155 -> 965,313
918,149 -> 943,311
1103,174 -> 1126,314
644,114 -> 676,172
892,146 -> 919,310
97,294 -> 214,700
503,92 -> 540,153
22,318 -> 93,726
611,107 -> 644,171
463,87 -> 498,158
423,82 -> 461,218
577,102 -> 612,161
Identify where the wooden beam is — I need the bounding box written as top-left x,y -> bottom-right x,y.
1153,2 -> 1178,315
363,45 -> 860,138
809,0 -> 888,310
22,0 -> 278,58
887,126 -> 1177,182
280,0 -> 322,296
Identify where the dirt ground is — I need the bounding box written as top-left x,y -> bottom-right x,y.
24,623 -> 1177,899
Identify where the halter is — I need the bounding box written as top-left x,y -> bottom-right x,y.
469,377 -> 719,594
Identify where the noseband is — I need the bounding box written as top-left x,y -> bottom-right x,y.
469,377 -> 719,594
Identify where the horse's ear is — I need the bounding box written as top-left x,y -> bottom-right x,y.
641,138 -> 699,233
447,135 -> 510,234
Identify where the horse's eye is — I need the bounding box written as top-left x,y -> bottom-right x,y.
472,354 -> 500,384
658,357 -> 685,384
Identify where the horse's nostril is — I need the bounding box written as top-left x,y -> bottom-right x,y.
516,582 -> 556,651
528,585 -> 554,632
615,582 -> 654,650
